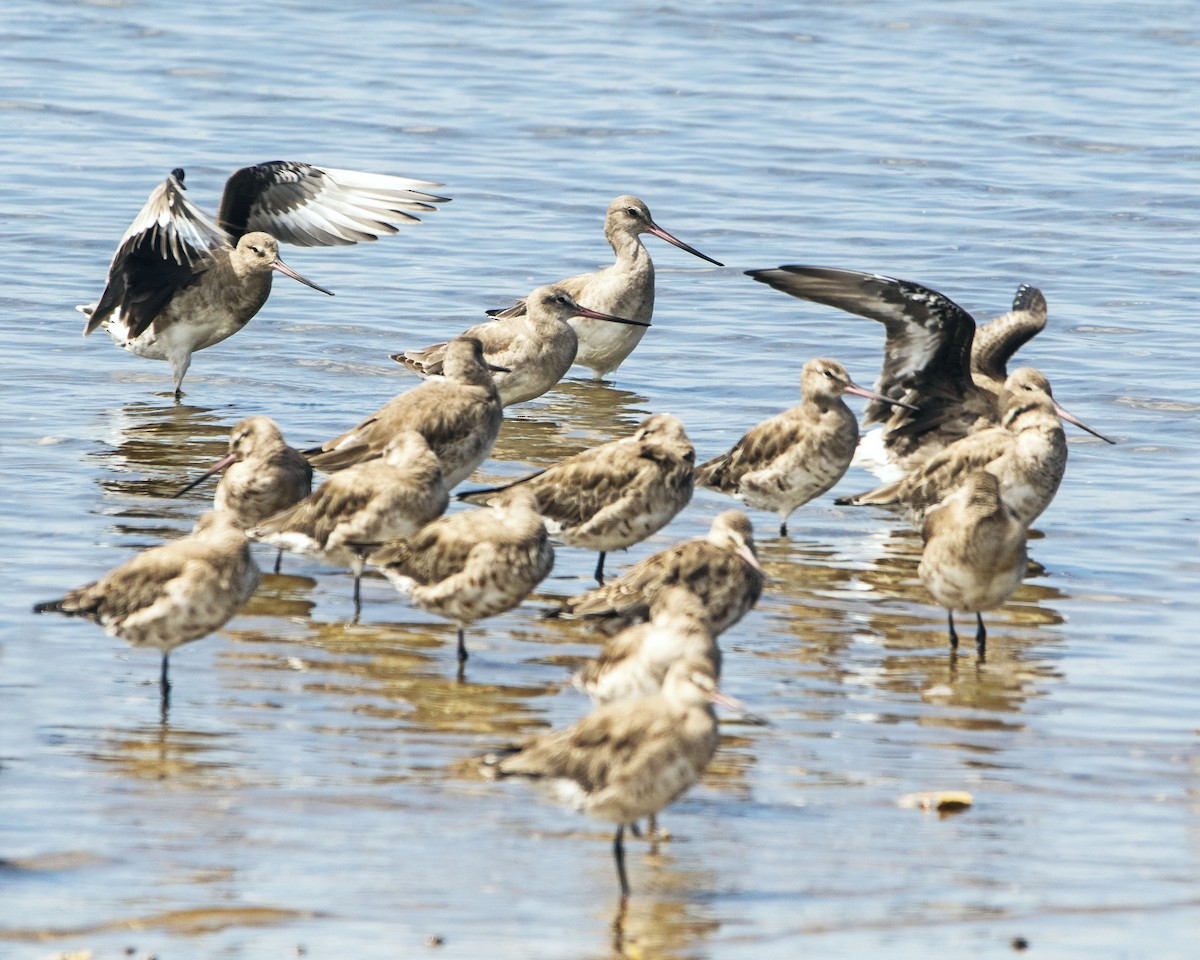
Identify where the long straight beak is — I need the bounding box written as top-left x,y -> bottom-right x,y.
844,382 -> 921,412
645,221 -> 724,266
172,452 -> 236,498
1053,401 -> 1117,444
711,688 -> 772,727
572,304 -> 651,328
273,257 -> 335,296
737,544 -> 764,572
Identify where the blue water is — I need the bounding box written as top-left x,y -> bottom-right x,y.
3,1 -> 1199,957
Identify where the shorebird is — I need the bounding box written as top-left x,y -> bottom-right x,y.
33,511 -> 260,706
482,655 -> 729,900
486,196 -> 723,380
695,358 -> 917,536
745,266 -> 1113,479
840,368 -> 1105,527
573,585 -> 720,705
368,489 -> 554,663
458,412 -> 695,583
573,585 -> 721,843
250,431 -> 448,614
918,470 -> 1029,656
392,285 -> 647,407
555,510 -> 764,636
173,415 -> 313,572
79,162 -> 448,397
305,336 -> 504,489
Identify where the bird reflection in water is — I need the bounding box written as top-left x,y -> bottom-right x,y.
228,616 -> 561,739
81,718 -> 238,785
94,399 -> 231,501
608,848 -> 722,958
759,522 -> 1067,722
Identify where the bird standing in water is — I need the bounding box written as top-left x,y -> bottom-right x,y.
459,412 -> 695,583
918,470 -> 1029,657
392,285 -> 647,406
487,196 -> 723,380
173,415 -> 313,573
484,655 -> 733,900
696,358 -> 916,536
33,511 -> 260,712
80,161 -> 448,397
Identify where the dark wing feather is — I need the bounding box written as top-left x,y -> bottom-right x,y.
746,265 -> 978,424
85,171 -> 227,336
218,161 -> 448,246
485,298 -> 528,320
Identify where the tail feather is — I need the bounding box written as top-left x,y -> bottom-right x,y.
478,746 -> 524,777
33,595 -> 92,616
693,455 -> 730,491
834,479 -> 905,507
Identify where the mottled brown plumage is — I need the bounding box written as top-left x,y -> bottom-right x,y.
696,359 -> 912,536
33,511 -> 260,698
486,655 -> 723,898
207,416 -> 313,527
556,509 -> 763,636
251,431 -> 448,612
918,470 -> 1029,655
746,266 -> 999,478
460,412 -> 694,582
574,586 -> 720,705
368,489 -> 554,662
839,369 -> 1094,526
305,336 -> 503,488
173,415 -> 313,572
747,267 -> 1113,481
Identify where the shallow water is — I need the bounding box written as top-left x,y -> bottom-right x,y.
3,1 -> 1199,957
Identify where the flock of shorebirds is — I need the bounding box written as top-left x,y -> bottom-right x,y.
35,160 -> 1117,901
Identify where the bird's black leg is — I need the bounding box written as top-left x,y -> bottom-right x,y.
457,626 -> 468,663
975,612 -> 987,660
159,654 -> 172,719
594,551 -> 607,585
613,824 -> 630,901
273,549 -> 283,575
947,611 -> 959,650
779,520 -> 788,537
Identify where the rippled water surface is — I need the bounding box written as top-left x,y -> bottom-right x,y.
3,1 -> 1199,957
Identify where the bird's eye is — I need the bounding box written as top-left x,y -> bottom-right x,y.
626,207 -> 641,218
